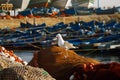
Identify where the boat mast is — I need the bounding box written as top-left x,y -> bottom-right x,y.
88,0 -> 94,8
65,0 -> 72,9
6,0 -> 10,4
45,0 -> 51,8
98,0 -> 99,8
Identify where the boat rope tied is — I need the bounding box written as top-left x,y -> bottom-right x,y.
27,43 -> 42,50
84,49 -> 97,56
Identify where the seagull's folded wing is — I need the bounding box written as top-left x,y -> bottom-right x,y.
64,41 -> 76,49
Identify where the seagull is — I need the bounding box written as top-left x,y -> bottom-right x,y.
55,33 -> 76,49
54,33 -> 76,58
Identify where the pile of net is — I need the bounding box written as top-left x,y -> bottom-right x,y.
29,46 -> 100,80
0,46 -> 55,80
0,46 -> 27,70
69,62 -> 120,80
0,55 -> 23,71
0,66 -> 55,80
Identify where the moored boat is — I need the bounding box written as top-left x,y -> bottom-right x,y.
28,0 -> 89,10
0,20 -> 119,52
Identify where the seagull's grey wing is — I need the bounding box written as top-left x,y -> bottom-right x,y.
64,41 -> 76,49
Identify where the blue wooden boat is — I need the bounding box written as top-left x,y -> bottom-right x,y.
95,8 -> 115,15
67,34 -> 120,46
20,21 -> 46,28
0,20 -> 120,51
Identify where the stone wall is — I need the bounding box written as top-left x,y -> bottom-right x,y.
0,14 -> 120,29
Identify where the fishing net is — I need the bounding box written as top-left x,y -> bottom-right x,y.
0,56 -> 23,71
0,66 -> 55,80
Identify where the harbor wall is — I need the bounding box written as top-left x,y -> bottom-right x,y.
0,14 -> 120,29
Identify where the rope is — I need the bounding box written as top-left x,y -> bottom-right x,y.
27,43 -> 42,50
84,49 -> 97,56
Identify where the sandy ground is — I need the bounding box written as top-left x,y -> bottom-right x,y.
0,14 -> 120,29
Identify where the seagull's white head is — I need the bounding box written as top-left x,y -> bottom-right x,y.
56,34 -> 63,39
56,34 -> 65,47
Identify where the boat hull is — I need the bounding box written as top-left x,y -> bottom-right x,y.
51,0 -> 68,10
28,0 -> 48,8
28,0 -> 89,9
